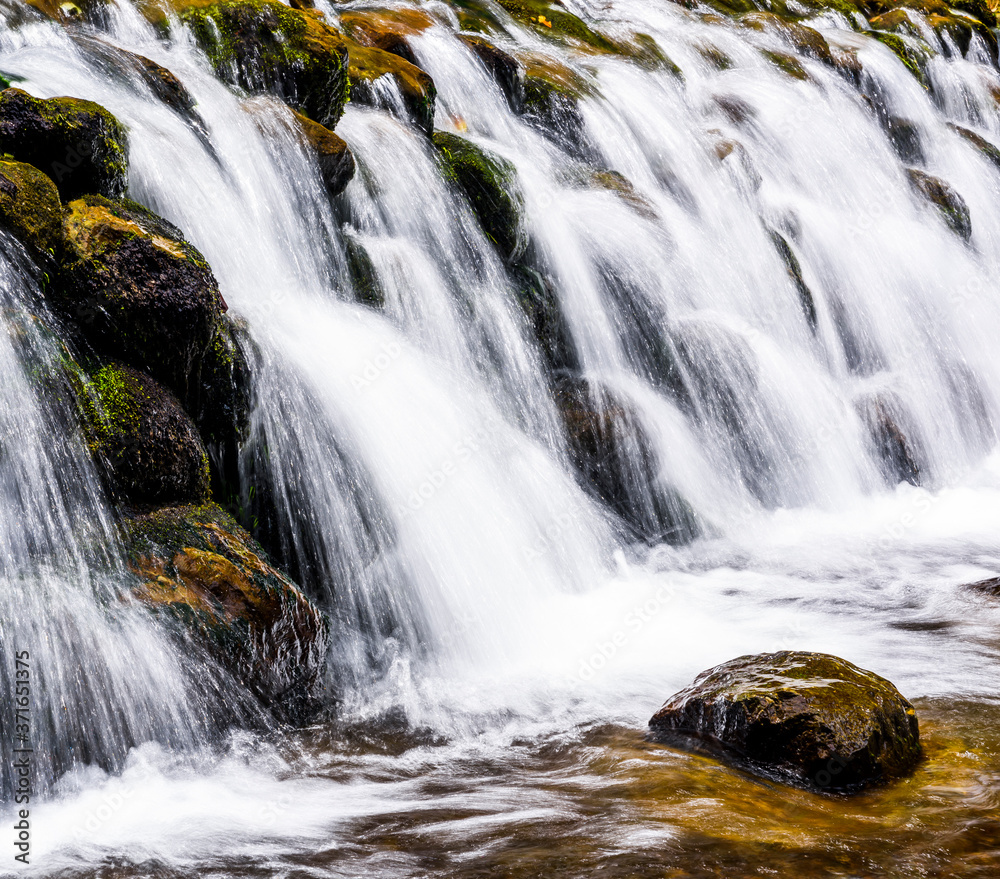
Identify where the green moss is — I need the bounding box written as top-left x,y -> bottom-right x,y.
345,236 -> 385,309
432,131 -> 525,262
496,0 -> 617,52
762,49 -> 809,78
950,0 -> 996,27
0,159 -> 63,258
870,31 -> 929,87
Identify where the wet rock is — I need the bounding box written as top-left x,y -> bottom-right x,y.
855,392 -> 922,486
24,0 -> 108,24
458,34 -> 524,112
767,228 -> 817,331
740,12 -> 833,64
869,30 -> 930,87
56,195 -> 226,400
432,131 -> 526,262
345,235 -> 385,309
495,0 -> 616,52
518,54 -> 589,156
339,7 -> 434,66
345,40 -> 437,135
555,377 -> 700,544
649,651 -> 922,791
293,110 -> 355,197
122,502 -> 329,722
76,361 -> 210,505
762,49 -> 809,80
511,263 -> 579,374
0,159 -> 63,260
905,168 -> 971,241
886,117 -> 924,165
965,576 -> 1000,597
948,123 -> 1000,172
0,88 -> 128,201
176,0 -> 350,128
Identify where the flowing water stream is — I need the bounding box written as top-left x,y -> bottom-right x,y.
2,0 -> 1000,874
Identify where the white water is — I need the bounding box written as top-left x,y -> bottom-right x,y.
2,0 -> 1000,872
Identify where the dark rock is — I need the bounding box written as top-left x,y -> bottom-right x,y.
293,110 -> 355,198
345,235 -> 385,309
76,362 -> 210,505
520,58 -> 589,157
948,123 -> 1000,171
0,88 -> 128,201
458,34 -> 524,112
965,576 -> 1000,596
432,131 -> 525,262
0,159 -> 63,260
495,0 -> 617,52
345,39 -> 437,135
122,502 -> 329,723
767,228 -> 817,331
649,651 -> 922,791
511,263 -> 579,374
57,195 -> 226,401
338,7 -> 434,66
886,117 -> 923,165
555,377 -> 699,544
855,393 -> 922,486
176,0 -> 350,128
905,167 -> 971,241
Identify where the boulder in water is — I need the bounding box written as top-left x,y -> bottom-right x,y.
649,651 -> 922,791
339,7 -> 434,66
0,88 -> 128,201
0,159 -> 63,260
432,131 -> 526,262
495,0 -> 616,53
345,40 -> 437,135
122,502 -> 329,723
293,110 -> 355,197
57,195 -> 226,400
905,168 -> 971,241
175,0 -> 350,128
76,362 -> 211,505
855,392 -> 922,486
519,54 -> 589,157
458,35 -> 525,112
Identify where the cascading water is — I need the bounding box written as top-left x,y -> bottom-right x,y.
3,0 -> 1000,873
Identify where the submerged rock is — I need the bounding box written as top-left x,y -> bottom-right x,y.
57,195 -> 226,400
176,0 -> 350,128
519,55 -> 589,157
0,88 -> 128,201
432,131 -> 526,262
458,35 -> 525,112
76,362 -> 210,505
649,651 -> 922,791
511,263 -> 579,374
345,40 -> 437,135
293,110 -> 355,197
905,167 -> 971,241
555,377 -> 700,544
855,392 -> 922,486
767,228 -> 817,330
122,502 -> 329,722
0,159 -> 63,260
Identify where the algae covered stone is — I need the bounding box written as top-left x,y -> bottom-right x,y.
346,40 -> 437,134
0,88 -> 128,201
432,131 -> 525,261
122,502 -> 329,722
176,0 -> 350,127
0,159 -> 63,259
57,195 -> 226,399
649,651 -> 922,791
77,362 -> 211,505
293,109 -> 355,197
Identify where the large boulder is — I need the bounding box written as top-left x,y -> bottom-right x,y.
345,40 -> 437,135
76,362 -> 210,505
555,377 -> 699,544
432,131 -> 525,262
0,159 -> 63,260
57,195 -> 226,400
122,502 -> 329,722
176,0 -> 350,128
0,88 -> 128,202
649,651 -> 922,791
293,110 -> 355,198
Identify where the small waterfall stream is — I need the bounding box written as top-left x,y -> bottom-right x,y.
2,0 -> 1000,873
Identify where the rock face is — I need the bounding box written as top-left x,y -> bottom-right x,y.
57,195 -> 226,399
346,40 -> 437,134
122,503 -> 329,723
0,159 -> 63,259
432,131 -> 525,262
293,110 -> 355,197
649,651 -> 922,791
0,88 -> 128,201
176,0 -> 350,128
905,168 -> 972,241
77,362 -> 211,505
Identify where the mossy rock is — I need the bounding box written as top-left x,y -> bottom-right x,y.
293,109 -> 355,197
555,376 -> 700,545
518,54 -> 590,156
174,0 -> 350,128
76,362 -> 211,505
563,166 -> 657,219
57,195 -> 226,400
189,314 -> 252,448
121,502 -> 329,723
345,39 -> 437,134
649,651 -> 922,791
345,235 -> 385,309
0,159 -> 63,260
458,34 -> 525,112
855,392 -> 922,485
24,0 -> 109,23
948,123 -> 1000,171
905,167 -> 971,241
339,7 -> 435,66
0,88 -> 128,201
869,30 -> 930,87
432,130 -> 526,262
740,13 -> 833,64
495,0 -> 616,52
